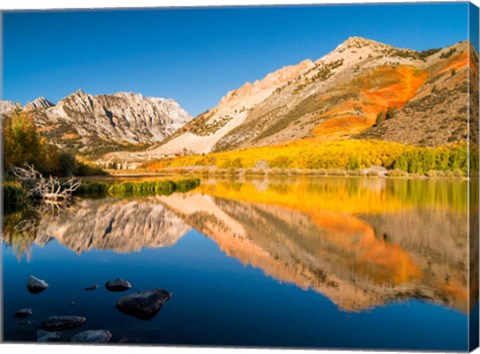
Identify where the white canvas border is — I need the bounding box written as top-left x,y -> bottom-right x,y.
0,1 -> 478,354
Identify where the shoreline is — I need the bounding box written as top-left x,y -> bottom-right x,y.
99,166 -> 471,180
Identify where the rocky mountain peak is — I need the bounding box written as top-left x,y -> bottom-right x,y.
25,97 -> 54,111
31,90 -> 193,155
318,36 -> 400,69
219,59 -> 315,106
332,36 -> 397,56
56,90 -> 95,114
73,89 -> 87,96
340,36 -> 386,49
110,91 -> 145,101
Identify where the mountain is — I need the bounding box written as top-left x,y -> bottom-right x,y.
104,37 -> 472,164
155,58 -> 315,154
3,37 -> 473,164
0,100 -> 21,115
24,97 -> 54,111
1,91 -> 193,158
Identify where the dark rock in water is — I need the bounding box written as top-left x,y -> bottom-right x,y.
84,284 -> 99,291
37,330 -> 62,342
43,316 -> 86,330
105,279 -> 131,292
116,289 -> 171,320
14,308 -> 33,318
71,330 -> 112,343
27,275 -> 49,294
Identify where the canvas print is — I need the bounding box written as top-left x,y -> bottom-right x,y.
1,2 -> 479,351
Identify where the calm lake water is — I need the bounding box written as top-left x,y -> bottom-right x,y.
2,177 -> 472,350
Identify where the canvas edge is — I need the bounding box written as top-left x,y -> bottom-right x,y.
468,1 -> 480,352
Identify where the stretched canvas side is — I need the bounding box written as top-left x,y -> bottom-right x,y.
469,2 -> 480,352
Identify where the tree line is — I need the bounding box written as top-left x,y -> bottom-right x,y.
3,111 -> 105,176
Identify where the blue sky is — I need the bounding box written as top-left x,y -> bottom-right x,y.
2,3 -> 470,116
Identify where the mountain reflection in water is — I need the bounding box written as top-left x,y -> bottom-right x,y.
2,177 -> 469,314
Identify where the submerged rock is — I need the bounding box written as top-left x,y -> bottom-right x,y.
14,308 -> 32,318
84,284 -> 99,291
37,330 -> 62,342
71,330 -> 112,343
116,289 -> 171,320
43,316 -> 86,330
105,279 -> 131,292
27,276 -> 49,294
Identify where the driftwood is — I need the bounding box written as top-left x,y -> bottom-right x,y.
10,164 -> 81,202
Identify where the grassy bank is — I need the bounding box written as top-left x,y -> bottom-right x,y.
3,178 -> 201,210
133,165 -> 468,180
74,178 -> 201,197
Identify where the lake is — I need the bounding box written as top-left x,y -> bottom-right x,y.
2,176 -> 472,350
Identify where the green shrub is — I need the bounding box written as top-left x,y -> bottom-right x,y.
75,179 -> 200,197
269,156 -> 294,168
418,48 -> 441,60
375,111 -> 386,126
386,106 -> 397,120
439,48 -> 456,59
346,156 -> 360,170
75,182 -> 110,195
393,145 -> 469,176
3,182 -> 28,207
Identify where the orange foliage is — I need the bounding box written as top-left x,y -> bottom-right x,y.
362,66 -> 427,108
312,115 -> 371,138
313,65 -> 427,138
437,51 -> 469,74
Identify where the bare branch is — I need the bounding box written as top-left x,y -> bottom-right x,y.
9,164 -> 82,203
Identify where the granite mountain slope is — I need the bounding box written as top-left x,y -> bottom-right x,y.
1,91 -> 192,158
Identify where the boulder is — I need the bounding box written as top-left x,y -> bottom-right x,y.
14,308 -> 32,318
116,289 -> 171,320
84,284 -> 99,291
37,330 -> 62,342
43,316 -> 86,330
71,330 -> 112,343
105,279 -> 131,292
27,276 -> 49,294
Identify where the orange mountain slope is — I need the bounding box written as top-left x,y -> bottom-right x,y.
101,37 -> 474,166
313,65 -> 428,138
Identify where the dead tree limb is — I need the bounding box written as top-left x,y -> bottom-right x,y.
9,164 -> 82,202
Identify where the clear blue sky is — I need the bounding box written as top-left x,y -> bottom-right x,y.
2,3 -> 470,116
